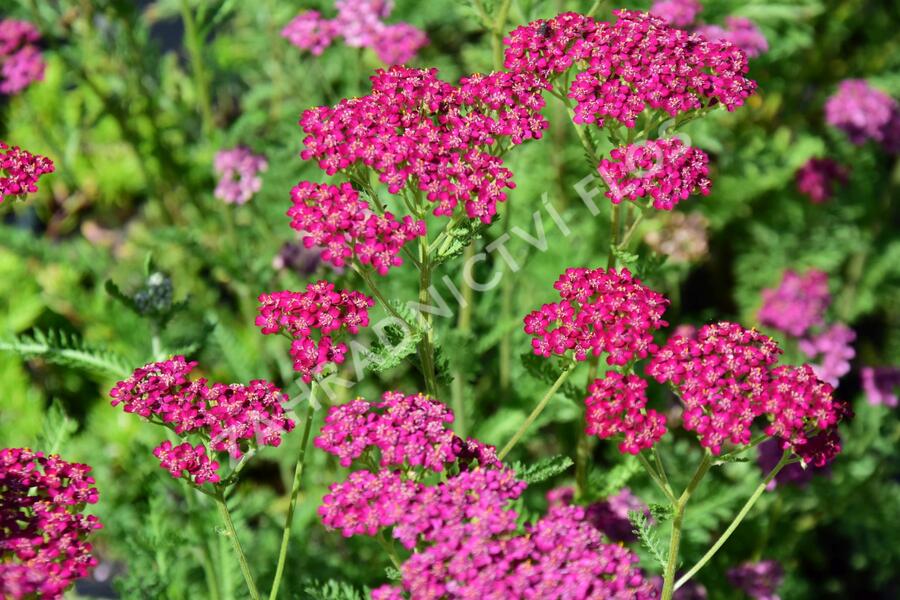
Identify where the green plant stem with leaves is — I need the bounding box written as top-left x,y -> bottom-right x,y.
269,386 -> 319,600
214,488 -> 260,600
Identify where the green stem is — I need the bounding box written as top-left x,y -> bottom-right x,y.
180,0 -> 214,135
499,363 -> 576,460
268,391 -> 318,600
673,451 -> 793,592
575,355 -> 600,500
214,489 -> 260,600
376,531 -> 402,569
661,453 -> 713,600
607,203 -> 621,269
636,451 -> 676,504
417,235 -> 439,398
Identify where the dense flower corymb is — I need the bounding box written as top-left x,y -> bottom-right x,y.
110,357 -> 295,483
1,448 -> 102,599
287,181 -> 425,275
0,19 -> 44,95
598,138 -> 712,210
1,141 -> 55,202
255,281 -> 373,382
825,79 -> 898,146
758,269 -> 830,337
585,372 -> 668,454
523,267 -> 668,365
647,322 -> 782,453
213,146 -> 268,204
505,10 -> 757,126
696,17 -> 768,59
299,66 -> 547,224
798,323 -> 855,387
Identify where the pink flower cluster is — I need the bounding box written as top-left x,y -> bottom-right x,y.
0,19 -> 44,95
598,138 -> 712,210
213,146 -> 268,204
696,17 -> 769,59
287,181 -> 425,275
282,1 -> 427,65
647,322 -> 782,454
318,469 -> 422,538
315,391 -> 476,470
505,11 -> 756,128
547,486 -> 648,543
795,157 -> 848,204
861,366 -> 899,407
299,66 -> 548,223
153,441 -> 221,485
758,269 -> 830,337
255,281 -> 373,382
585,372 -> 668,454
1,141 -> 54,202
763,365 -> 840,461
110,357 -> 295,483
650,0 -> 703,28
1,448 -> 102,599
825,80 -> 900,152
376,494 -> 656,599
727,560 -> 784,600
799,323 -> 856,386
523,267 -> 668,365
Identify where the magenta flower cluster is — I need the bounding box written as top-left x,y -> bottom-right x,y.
110,356 -> 295,483
648,322 -> 782,453
861,366 -> 900,407
547,486 -> 649,543
696,17 -> 769,59
299,66 -> 548,224
585,372 -> 668,454
650,0 -> 703,28
0,19 -> 44,95
1,141 -> 55,203
1,448 -> 102,599
597,138 -> 712,210
727,560 -> 784,600
505,11 -> 756,126
255,281 -> 373,382
523,267 -> 669,365
795,157 -> 848,204
825,79 -> 900,153
758,269 -> 830,337
213,146 -> 268,205
282,0 -> 427,65
798,323 -> 856,387
287,181 -> 425,275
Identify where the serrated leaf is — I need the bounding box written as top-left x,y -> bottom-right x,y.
629,509 -> 669,569
513,454 -> 574,484
365,324 -> 422,374
105,279 -> 141,314
589,456 -> 641,498
0,328 -> 132,379
520,352 -> 583,403
302,579 -> 368,600
433,219 -> 493,266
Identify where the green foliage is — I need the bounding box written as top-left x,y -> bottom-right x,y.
629,509 -> 669,570
35,399 -> 78,455
513,454 -> 574,484
0,328 -> 132,379
302,579 -> 368,600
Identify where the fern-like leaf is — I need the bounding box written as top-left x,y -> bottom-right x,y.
629,509 -> 669,570
514,454 -> 574,484
0,328 -> 132,379
36,399 -> 78,455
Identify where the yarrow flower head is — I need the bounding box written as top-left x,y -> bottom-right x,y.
795,158 -> 848,204
299,66 -> 547,224
598,138 -> 712,210
319,469 -> 422,537
0,19 -> 44,95
757,438 -> 827,490
861,366 -> 900,407
287,181 -> 425,275
585,372 -> 668,454
314,391 -> 482,471
255,281 -> 373,382
825,79 -> 899,146
1,448 -> 102,599
727,560 -> 784,600
523,267 -> 668,365
213,146 -> 268,204
650,0 -> 703,28
547,486 -> 649,543
647,322 -> 782,454
110,357 -> 295,483
696,17 -> 768,59
504,10 -> 756,128
282,1 -> 427,65
798,323 -> 855,387
1,141 -> 54,203
758,269 -> 830,337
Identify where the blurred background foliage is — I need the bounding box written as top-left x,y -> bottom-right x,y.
1,0 -> 898,598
